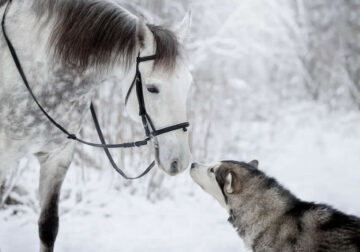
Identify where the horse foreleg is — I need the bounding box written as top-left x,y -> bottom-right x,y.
36,142 -> 75,252
0,159 -> 17,207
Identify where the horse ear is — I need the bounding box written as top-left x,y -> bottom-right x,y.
137,19 -> 155,54
175,11 -> 191,44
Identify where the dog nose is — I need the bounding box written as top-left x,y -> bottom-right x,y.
170,159 -> 179,174
191,162 -> 198,169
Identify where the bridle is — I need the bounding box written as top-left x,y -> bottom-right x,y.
1,0 -> 190,179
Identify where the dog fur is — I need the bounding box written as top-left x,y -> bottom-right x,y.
190,161 -> 360,252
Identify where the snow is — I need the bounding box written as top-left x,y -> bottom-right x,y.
1,103 -> 360,252
0,187 -> 245,252
2,0 -> 360,251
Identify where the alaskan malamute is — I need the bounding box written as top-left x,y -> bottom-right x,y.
190,160 -> 360,251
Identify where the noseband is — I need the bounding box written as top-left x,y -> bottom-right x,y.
1,0 -> 189,179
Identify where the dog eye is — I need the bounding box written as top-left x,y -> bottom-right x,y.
209,168 -> 215,173
146,85 -> 159,94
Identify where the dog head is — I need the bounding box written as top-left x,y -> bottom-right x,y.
190,160 -> 259,212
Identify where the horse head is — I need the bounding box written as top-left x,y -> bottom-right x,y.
122,13 -> 192,176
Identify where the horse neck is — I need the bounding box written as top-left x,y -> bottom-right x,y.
0,0 -> 138,155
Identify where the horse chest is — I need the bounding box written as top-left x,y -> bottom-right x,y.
0,67 -> 99,154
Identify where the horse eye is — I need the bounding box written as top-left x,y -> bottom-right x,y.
146,85 -> 159,94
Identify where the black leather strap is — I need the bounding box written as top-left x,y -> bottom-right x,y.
124,55 -> 156,105
137,55 -> 157,62
152,122 -> 190,136
90,104 -> 155,179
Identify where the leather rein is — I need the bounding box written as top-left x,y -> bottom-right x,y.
1,0 -> 190,179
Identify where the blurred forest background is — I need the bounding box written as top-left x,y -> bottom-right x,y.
2,0 -> 360,210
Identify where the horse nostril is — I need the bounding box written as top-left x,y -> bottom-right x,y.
171,160 -> 179,173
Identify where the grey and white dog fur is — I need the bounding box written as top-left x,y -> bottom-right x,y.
190,161 -> 360,252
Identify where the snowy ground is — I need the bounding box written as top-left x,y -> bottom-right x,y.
1,103 -> 360,252
0,189 -> 245,252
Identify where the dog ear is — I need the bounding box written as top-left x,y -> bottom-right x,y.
249,160 -> 259,169
224,171 -> 240,194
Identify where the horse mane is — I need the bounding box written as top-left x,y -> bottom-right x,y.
31,0 -> 179,71
0,0 -> 7,7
